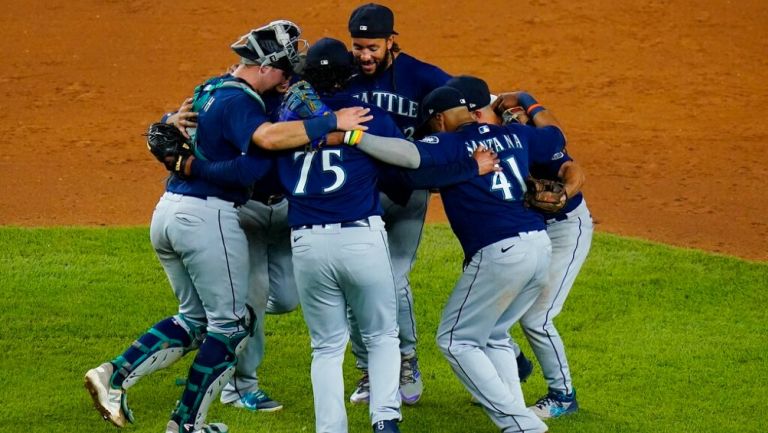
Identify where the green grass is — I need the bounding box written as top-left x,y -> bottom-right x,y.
0,225 -> 766,433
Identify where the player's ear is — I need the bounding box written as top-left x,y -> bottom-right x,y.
385,36 -> 394,50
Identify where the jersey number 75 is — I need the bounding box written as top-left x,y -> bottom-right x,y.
293,149 -> 346,195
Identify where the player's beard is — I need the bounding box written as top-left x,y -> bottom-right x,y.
357,49 -> 393,77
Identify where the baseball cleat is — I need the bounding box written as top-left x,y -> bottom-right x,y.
399,354 -> 423,405
349,370 -> 370,404
529,389 -> 579,419
373,419 -> 401,433
228,389 -> 283,412
165,420 -> 229,433
84,362 -> 134,428
517,351 -> 534,383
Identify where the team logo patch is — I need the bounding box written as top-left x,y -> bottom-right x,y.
360,25 -> 368,31
320,59 -> 329,65
478,125 -> 490,134
551,151 -> 565,160
421,136 -> 439,144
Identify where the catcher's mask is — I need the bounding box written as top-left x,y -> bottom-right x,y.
231,20 -> 308,74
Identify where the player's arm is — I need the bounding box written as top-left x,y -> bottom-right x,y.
398,146 -> 500,189
330,132 -> 427,168
558,159 -> 586,199
170,154 -> 274,188
492,91 -> 565,137
252,107 -> 373,150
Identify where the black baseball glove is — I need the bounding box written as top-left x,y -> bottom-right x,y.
144,123 -> 193,176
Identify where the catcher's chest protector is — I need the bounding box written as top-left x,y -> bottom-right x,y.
188,77 -> 266,160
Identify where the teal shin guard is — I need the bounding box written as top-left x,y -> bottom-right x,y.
171,330 -> 248,431
111,315 -> 206,390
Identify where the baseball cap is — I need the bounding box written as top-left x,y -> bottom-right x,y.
305,38 -> 353,70
446,75 -> 492,110
420,86 -> 469,120
348,3 -> 399,38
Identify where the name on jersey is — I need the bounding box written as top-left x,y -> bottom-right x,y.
352,91 -> 418,118
464,133 -> 523,156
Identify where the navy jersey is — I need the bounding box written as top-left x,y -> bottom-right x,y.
415,122 -> 567,259
277,92 -> 403,227
346,53 -> 451,139
529,152 -> 584,218
166,76 -> 267,205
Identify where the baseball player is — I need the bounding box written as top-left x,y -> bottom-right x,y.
84,22 -> 371,433
343,2 -> 453,406
166,80 -> 296,413
490,90 -> 593,419
331,85 -> 571,433
445,75 -> 591,417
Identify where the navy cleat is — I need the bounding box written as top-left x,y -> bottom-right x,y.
517,351 -> 534,383
373,419 -> 400,433
529,389 -> 578,419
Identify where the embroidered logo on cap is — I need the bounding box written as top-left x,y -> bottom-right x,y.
360,25 -> 368,30
320,59 -> 329,65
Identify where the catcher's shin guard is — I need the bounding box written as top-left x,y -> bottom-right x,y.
112,315 -> 206,389
171,330 -> 249,431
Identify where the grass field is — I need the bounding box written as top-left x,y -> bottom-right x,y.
0,225 -> 766,433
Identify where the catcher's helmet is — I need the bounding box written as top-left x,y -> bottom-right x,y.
231,20 -> 308,73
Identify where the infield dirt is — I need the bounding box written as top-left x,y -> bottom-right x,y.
1,0 -> 766,260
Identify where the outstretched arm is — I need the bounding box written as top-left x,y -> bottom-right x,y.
252,107 -> 373,150
338,132 -> 422,168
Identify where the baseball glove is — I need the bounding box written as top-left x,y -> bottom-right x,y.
278,80 -> 333,151
278,80 -> 333,122
524,177 -> 568,213
144,122 -> 193,176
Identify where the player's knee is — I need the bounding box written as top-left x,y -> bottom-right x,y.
311,330 -> 349,357
435,331 -> 452,354
266,294 -> 299,314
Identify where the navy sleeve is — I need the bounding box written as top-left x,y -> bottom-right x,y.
530,151 -> 572,180
520,125 -> 567,165
190,155 -> 274,188
399,157 -> 478,189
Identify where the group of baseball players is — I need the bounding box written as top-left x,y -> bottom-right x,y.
83,3 -> 594,433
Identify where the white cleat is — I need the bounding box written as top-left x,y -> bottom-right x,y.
84,362 -> 133,428
166,420 -> 229,433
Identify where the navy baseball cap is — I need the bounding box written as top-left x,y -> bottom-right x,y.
446,75 -> 492,110
306,37 -> 353,69
348,3 -> 399,38
420,86 -> 469,120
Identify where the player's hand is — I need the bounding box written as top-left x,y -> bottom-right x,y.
325,132 -> 345,146
165,97 -> 198,138
492,92 -> 524,115
473,146 -> 501,176
335,107 -> 372,131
